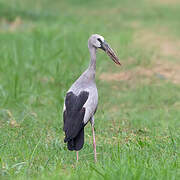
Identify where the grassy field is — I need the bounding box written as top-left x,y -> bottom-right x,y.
0,0 -> 180,179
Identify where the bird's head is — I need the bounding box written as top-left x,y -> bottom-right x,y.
88,34 -> 121,65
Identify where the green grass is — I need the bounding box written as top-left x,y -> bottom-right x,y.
0,0 -> 180,179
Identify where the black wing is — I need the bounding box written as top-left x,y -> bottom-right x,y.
63,91 -> 89,151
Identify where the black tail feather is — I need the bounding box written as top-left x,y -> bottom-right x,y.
67,128 -> 84,151
67,139 -> 75,151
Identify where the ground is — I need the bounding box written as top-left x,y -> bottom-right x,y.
0,0 -> 180,179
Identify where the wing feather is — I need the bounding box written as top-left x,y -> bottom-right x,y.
63,91 -> 89,151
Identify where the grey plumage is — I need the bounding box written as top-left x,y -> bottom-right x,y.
63,34 -> 121,161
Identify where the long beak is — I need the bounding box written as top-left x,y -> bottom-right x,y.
101,41 -> 121,65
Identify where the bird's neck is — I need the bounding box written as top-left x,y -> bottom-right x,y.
81,45 -> 97,81
88,46 -> 97,73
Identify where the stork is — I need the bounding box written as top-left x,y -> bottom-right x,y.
63,34 -> 121,162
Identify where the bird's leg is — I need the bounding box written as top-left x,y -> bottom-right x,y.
92,125 -> 97,162
76,151 -> 79,162
91,117 -> 97,162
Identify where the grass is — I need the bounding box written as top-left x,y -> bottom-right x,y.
0,0 -> 180,179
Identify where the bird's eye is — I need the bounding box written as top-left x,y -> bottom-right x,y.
97,38 -> 102,43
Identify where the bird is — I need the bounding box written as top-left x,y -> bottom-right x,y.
63,34 -> 121,162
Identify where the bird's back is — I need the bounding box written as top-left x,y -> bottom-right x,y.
63,69 -> 98,151
67,71 -> 98,123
